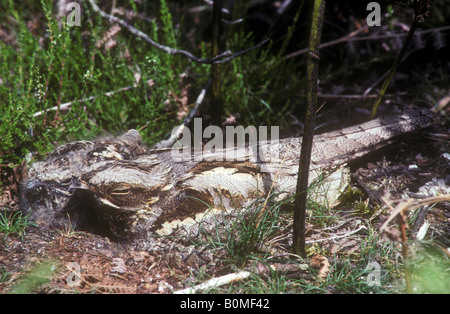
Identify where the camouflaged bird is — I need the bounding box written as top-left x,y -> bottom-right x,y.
22,110 -> 434,248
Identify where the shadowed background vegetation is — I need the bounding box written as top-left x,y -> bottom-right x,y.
1,0 -> 448,177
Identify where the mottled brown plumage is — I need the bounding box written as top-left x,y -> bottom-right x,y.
22,109 -> 434,245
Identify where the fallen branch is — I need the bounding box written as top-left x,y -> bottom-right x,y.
173,270 -> 252,294
173,262 -> 309,294
306,224 -> 365,244
87,0 -> 269,64
152,80 -> 210,149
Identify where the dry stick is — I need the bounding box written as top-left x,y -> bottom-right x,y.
381,197 -> 415,293
173,270 -> 253,294
152,81 -> 210,149
184,80 -> 211,127
32,85 -> 135,118
289,24 -> 450,99
397,209 -> 412,293
285,25 -> 450,60
286,24 -> 368,59
306,225 -> 365,244
318,92 -> 408,99
379,194 -> 450,293
87,0 -> 269,64
379,195 -> 450,232
370,0 -> 437,118
363,70 -> 390,96
41,19 -> 57,128
173,262 -> 309,294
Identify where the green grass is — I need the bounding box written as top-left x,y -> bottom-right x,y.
194,193 -> 289,266
1,0 -> 448,294
185,189 -> 401,294
407,241 -> 450,294
0,210 -> 36,239
186,176 -> 449,294
210,196 -> 448,294
0,267 -> 10,284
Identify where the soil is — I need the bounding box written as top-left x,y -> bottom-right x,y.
0,224 -> 191,293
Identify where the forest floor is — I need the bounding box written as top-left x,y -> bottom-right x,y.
1,111 -> 448,294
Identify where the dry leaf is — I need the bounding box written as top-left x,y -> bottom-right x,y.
311,255 -> 331,282
111,258 -> 127,274
222,113 -> 240,126
96,24 -> 121,50
437,94 -> 450,110
382,227 -> 402,242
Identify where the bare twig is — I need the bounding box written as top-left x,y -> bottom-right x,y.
152,81 -> 210,149
370,1 -> 437,118
32,85 -> 136,118
222,18 -> 244,25
306,225 -> 365,244
286,24 -> 368,59
54,41 -> 67,124
286,25 -> 450,60
363,70 -> 390,96
370,19 -> 419,118
379,194 -> 450,233
318,92 -> 408,99
87,0 -> 269,64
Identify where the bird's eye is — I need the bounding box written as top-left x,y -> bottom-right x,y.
111,187 -> 130,195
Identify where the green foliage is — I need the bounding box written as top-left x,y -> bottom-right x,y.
0,0 -> 183,180
0,267 -> 9,283
1,0 -> 308,186
159,0 -> 177,49
2,1 -> 446,294
222,27 -> 305,127
194,194 -> 288,267
0,210 -> 36,239
222,199 -> 284,264
408,241 -> 450,293
8,260 -> 57,294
